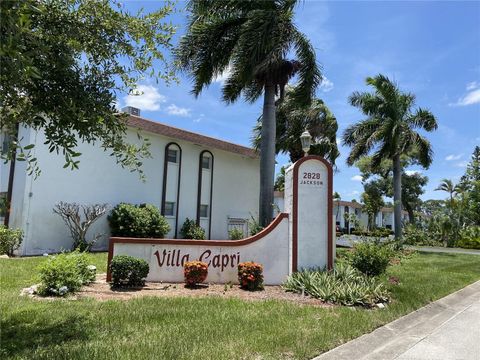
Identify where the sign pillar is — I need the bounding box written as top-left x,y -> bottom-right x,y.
284,156 -> 333,271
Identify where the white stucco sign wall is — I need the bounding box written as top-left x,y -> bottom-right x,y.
108,214 -> 290,285
108,155 -> 334,285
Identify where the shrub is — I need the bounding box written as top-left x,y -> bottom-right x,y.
37,251 -> 95,296
184,261 -> 208,287
248,215 -> 264,236
53,202 -> 109,251
228,227 -> 244,240
403,224 -> 443,247
0,226 -> 23,256
108,203 -> 170,238
348,242 -> 393,276
180,218 -> 205,239
283,263 -> 390,306
238,262 -> 264,290
110,255 -> 149,287
457,226 -> 480,249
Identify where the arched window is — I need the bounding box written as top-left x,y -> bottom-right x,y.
196,150 -> 214,239
161,142 -> 182,238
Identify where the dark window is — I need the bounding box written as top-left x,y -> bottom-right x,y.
200,204 -> 209,218
167,149 -> 178,163
164,202 -> 175,216
201,156 -> 211,169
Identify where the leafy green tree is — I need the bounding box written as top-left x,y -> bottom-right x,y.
175,0 -> 321,226
252,88 -> 339,164
361,181 -> 385,230
343,74 -> 438,239
356,156 -> 428,225
1,0 -> 176,176
459,146 -> 480,225
274,165 -> 289,192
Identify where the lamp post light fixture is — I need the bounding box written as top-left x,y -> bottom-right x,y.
300,130 -> 312,157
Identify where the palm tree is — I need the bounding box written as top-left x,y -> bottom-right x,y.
175,0 -> 321,227
252,87 -> 339,164
342,74 -> 438,240
435,179 -> 459,205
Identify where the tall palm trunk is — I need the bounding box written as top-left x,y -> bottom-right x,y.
259,84 -> 276,227
393,154 -> 403,240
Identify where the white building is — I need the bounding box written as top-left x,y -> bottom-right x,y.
332,200 -> 409,232
1,111 -> 260,255
274,194 -> 409,232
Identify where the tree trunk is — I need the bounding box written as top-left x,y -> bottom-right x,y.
259,84 -> 276,227
393,154 -> 403,240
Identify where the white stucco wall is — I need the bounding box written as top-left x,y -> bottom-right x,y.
9,127 -> 260,255
112,215 -> 289,285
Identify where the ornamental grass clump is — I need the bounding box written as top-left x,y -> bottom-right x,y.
37,251 -> 96,296
184,261 -> 208,287
110,255 -> 149,288
238,262 -> 264,291
283,263 -> 389,307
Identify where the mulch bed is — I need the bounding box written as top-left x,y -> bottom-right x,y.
28,274 -> 329,306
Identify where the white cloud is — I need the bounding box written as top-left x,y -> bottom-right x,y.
456,161 -> 468,168
213,66 -> 232,84
336,137 -> 341,145
193,113 -> 205,123
405,170 -> 421,176
445,154 -> 463,161
466,81 -> 478,91
351,175 -> 363,182
124,85 -> 166,111
166,104 -> 191,117
319,77 -> 334,92
449,87 -> 480,107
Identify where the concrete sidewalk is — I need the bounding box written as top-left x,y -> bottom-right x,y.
314,280 -> 480,360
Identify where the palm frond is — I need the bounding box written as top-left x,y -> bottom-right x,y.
408,108 -> 438,131
289,29 -> 321,106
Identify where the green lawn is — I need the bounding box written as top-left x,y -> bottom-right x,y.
1,252 -> 479,360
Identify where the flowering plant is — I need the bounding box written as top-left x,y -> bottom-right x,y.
238,262 -> 264,291
184,261 -> 208,287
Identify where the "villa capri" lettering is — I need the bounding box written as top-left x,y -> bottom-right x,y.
153,249 -> 241,272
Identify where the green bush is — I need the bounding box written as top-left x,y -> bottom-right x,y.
457,226 -> 480,249
180,218 -> 205,239
228,227 -> 244,240
348,242 -> 393,276
403,224 -> 443,247
350,228 -> 393,238
0,226 -> 23,256
108,203 -> 170,238
283,263 -> 389,306
37,251 -> 96,296
110,255 -> 149,287
248,215 -> 264,236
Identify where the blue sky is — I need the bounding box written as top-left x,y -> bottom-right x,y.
118,1 -> 480,201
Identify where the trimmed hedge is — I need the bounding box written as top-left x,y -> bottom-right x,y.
110,255 -> 149,287
108,203 -> 170,238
